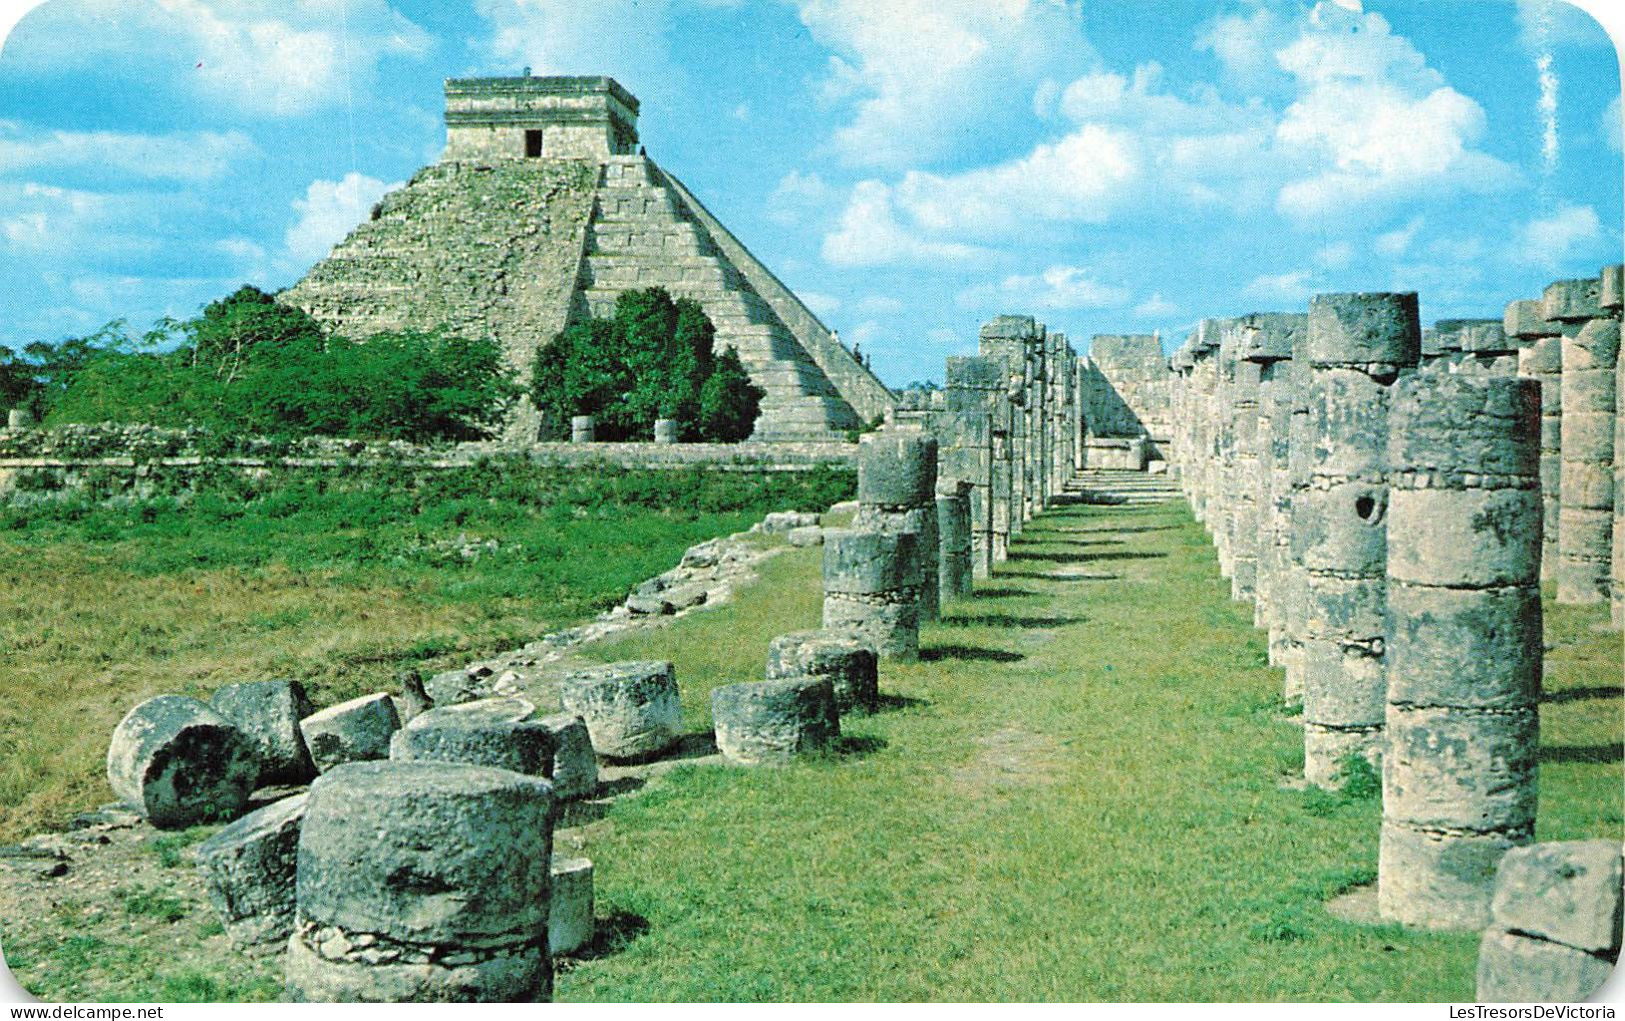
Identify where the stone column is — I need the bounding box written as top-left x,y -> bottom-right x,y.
570,415 -> 595,443
1211,319 -> 1240,576
822,528 -> 922,661
1547,278 -> 1618,604
1242,314 -> 1302,645
1170,345 -> 1195,495
1606,265 -> 1625,628
856,431 -> 940,621
1419,322 -> 1464,374
1298,292 -> 1420,788
944,356 -> 1002,576
1379,373 -> 1542,930
1226,320 -> 1264,602
286,761 -> 555,1002
1281,320 -> 1314,704
936,480 -> 974,602
1507,298 -> 1563,583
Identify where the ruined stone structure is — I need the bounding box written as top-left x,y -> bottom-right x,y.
1378,374 -> 1541,930
281,76 -> 894,442
856,432 -> 940,620
1508,299 -> 1564,583
822,528 -> 922,661
1297,293 -> 1420,788
1079,334 -> 1171,466
1547,278 -> 1618,604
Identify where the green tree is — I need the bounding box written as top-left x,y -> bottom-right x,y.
529,287 -> 761,442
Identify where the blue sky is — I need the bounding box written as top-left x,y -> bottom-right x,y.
0,0 -> 1620,387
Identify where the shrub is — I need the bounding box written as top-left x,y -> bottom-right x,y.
32,285 -> 518,442
531,288 -> 763,442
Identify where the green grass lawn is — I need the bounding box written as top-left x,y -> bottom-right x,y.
0,461 -> 852,843
2,490 -> 1617,1001
561,499 -> 1622,1002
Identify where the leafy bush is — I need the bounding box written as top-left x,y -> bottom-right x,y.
531,288 -> 763,442
21,285 -> 519,442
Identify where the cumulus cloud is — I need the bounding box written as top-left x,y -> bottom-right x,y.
768,170 -> 840,226
1272,4 -> 1517,219
1196,4 -> 1294,91
1517,203 -> 1602,268
798,290 -> 842,318
821,180 -> 982,267
1132,292 -> 1179,319
956,265 -> 1131,311
7,0 -> 431,118
284,172 -> 399,267
1315,241 -> 1354,268
795,0 -> 1097,168
0,126 -> 253,182
1375,217 -> 1425,258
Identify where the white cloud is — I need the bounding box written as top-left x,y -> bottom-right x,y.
795,0 -> 1097,168
1517,203 -> 1602,268
1375,216 -> 1424,258
9,0 -> 432,118
1515,0 -> 1612,50
284,172 -> 399,267
799,290 -> 842,318
1272,4 -> 1517,219
0,126 -> 253,182
1196,5 -> 1293,90
1242,270 -> 1315,303
1315,241 -> 1354,268
1132,292 -> 1179,319
821,180 -> 982,267
768,170 -> 840,225
477,0 -> 677,88
956,265 -> 1131,311
0,182 -> 159,259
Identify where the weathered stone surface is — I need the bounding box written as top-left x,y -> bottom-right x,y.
196,793 -> 307,950
534,713 -> 598,801
569,415 -> 595,443
1505,299 -> 1558,339
299,694 -> 401,773
390,697 -> 554,777
425,670 -> 488,707
1543,277 -> 1603,322
558,660 -> 681,760
652,418 -> 677,444
1558,313 -> 1619,604
285,927 -> 550,1004
1477,928 -> 1616,1003
764,629 -> 879,713
295,761 -> 552,939
822,528 -> 921,661
935,482 -> 974,602
787,524 -> 824,547
1490,841 -> 1624,955
1380,373 -> 1542,931
395,669 -> 432,724
711,676 -> 840,766
549,857 -> 594,957
759,510 -> 820,533
210,680 -> 316,787
107,695 -> 260,829
858,431 -> 940,619
1306,292 -> 1421,366
1380,825 -> 1529,931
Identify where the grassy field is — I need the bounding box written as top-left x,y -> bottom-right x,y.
0,460 -> 853,843
2,490 -> 1618,1001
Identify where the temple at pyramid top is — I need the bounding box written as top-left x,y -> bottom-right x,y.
280,74 -> 896,442
442,75 -> 641,161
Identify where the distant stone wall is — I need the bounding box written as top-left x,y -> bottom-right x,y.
1079,334 -> 1172,460
0,424 -> 855,504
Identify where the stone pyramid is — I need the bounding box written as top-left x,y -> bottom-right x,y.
281,75 -> 894,441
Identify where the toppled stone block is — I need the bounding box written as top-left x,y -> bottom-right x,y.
210,680 -> 317,787
549,857 -> 594,956
535,714 -> 598,801
787,525 -> 824,547
424,670 -> 488,707
765,630 -> 879,713
559,661 -> 682,760
1477,927 -> 1616,1003
107,695 -> 260,828
760,510 -> 820,533
196,793 -> 307,951
298,694 -> 400,773
1490,840 -> 1623,955
711,676 -> 840,766
287,760 -> 554,1003
394,669 -> 432,724
390,697 -> 554,777
827,500 -> 859,515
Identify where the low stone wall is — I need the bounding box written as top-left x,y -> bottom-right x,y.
0,423 -> 856,503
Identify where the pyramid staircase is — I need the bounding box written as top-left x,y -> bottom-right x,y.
1064,469 -> 1183,505
578,158 -> 866,440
